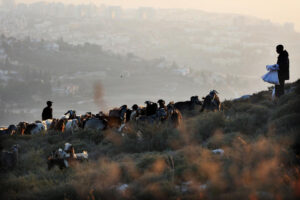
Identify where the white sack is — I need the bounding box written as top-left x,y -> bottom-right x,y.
272,88 -> 276,100
266,64 -> 279,71
262,71 -> 279,85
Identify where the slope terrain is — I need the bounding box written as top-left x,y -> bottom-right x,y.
1,80 -> 300,200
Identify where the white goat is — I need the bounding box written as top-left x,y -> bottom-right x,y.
65,119 -> 79,133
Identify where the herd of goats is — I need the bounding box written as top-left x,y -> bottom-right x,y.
0,91 -> 221,170
0,90 -> 221,136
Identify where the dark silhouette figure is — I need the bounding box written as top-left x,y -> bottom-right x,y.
174,96 -> 202,112
145,101 -> 158,116
157,99 -> 167,110
42,101 -> 53,121
200,90 -> 221,112
157,99 -> 167,121
275,45 -> 289,97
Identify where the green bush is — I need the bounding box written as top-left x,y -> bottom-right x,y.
270,113 -> 300,133
271,97 -> 300,120
191,112 -> 226,142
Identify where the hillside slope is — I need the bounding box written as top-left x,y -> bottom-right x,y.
1,80 -> 300,200
1,36 -> 252,125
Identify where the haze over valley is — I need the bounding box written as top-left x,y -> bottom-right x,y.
1,1 -> 300,124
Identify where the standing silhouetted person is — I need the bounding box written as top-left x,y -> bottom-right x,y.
275,45 -> 289,97
42,101 -> 53,121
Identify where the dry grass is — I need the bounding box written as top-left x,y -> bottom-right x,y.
1,80 -> 300,200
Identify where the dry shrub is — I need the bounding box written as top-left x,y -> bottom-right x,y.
187,112 -> 226,142
1,79 -> 300,200
272,98 -> 300,120
71,158 -> 122,198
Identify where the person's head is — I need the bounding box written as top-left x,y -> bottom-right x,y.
157,99 -> 165,106
46,101 -> 53,107
209,90 -> 218,98
276,44 -> 284,54
132,104 -> 138,110
120,105 -> 127,110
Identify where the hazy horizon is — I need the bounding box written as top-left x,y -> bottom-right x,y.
1,0 -> 299,124
15,0 -> 300,32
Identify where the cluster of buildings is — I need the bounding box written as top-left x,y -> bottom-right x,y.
1,1 -> 299,96
0,1 -> 156,20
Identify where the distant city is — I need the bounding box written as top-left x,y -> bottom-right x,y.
0,1 -> 300,124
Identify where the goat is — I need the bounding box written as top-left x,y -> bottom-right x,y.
200,90 -> 221,112
167,102 -> 183,128
174,96 -> 202,112
0,125 -> 17,135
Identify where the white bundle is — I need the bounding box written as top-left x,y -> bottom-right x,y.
266,64 -> 279,71
262,64 -> 279,85
272,88 -> 276,100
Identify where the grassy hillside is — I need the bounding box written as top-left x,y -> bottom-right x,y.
1,80 -> 300,200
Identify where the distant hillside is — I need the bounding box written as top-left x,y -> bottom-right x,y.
0,36 -> 259,125
2,5 -> 300,79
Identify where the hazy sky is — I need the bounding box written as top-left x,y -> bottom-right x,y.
16,0 -> 300,31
